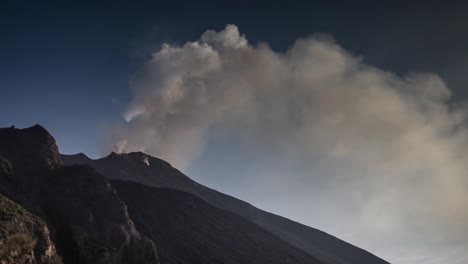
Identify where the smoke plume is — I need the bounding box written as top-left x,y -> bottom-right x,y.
107,25 -> 468,263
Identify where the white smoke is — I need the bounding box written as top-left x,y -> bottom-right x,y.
142,155 -> 150,166
108,25 -> 468,263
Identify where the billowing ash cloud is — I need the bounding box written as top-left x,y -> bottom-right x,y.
107,25 -> 468,263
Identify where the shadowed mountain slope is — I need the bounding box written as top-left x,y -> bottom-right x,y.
63,151 -> 389,264
113,180 -> 323,264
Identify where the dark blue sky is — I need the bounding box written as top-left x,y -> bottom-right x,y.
2,0 -> 467,157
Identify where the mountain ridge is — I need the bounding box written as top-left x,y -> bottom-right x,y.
63,151 -> 389,264
0,125 -> 389,264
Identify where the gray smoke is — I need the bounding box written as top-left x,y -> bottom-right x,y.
107,25 -> 468,263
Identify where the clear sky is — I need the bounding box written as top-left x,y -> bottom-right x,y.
2,1 -> 468,263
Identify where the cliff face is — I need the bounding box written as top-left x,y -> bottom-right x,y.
0,193 -> 61,264
0,126 -> 159,264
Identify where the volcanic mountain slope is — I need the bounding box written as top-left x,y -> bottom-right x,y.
112,180 -> 323,264
0,124 -> 388,264
63,151 -> 390,264
0,125 -> 159,264
0,125 -> 328,264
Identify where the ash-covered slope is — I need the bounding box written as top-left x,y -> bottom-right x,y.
0,126 -> 159,264
63,151 -> 389,264
113,180 -> 323,264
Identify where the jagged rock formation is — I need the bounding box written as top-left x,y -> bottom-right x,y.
0,126 -> 159,264
0,193 -> 61,264
63,151 -> 389,264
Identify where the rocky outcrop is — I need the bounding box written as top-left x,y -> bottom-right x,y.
0,193 -> 62,264
0,125 -> 62,205
0,126 -> 159,264
0,125 -> 62,171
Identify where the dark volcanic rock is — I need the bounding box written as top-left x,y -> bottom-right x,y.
0,193 -> 62,264
0,126 -> 159,264
0,125 -> 62,204
41,166 -> 159,264
60,153 -> 92,166
113,180 -> 323,264
61,152 -> 188,191
0,155 -> 14,179
65,152 -> 389,264
0,125 -> 62,171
